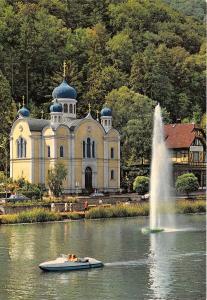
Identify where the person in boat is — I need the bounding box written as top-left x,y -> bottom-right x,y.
71,254 -> 78,262
68,254 -> 72,261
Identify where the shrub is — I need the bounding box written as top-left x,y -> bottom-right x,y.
0,208 -> 61,224
47,163 -> 67,197
85,204 -> 149,219
176,200 -> 206,214
133,176 -> 149,195
175,173 -> 199,197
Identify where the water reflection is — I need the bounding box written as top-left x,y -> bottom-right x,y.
149,233 -> 175,300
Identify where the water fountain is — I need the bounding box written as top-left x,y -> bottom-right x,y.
143,104 -> 175,233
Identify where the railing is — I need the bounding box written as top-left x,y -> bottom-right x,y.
173,162 -> 206,167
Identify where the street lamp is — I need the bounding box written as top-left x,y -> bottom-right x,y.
0,145 -> 8,199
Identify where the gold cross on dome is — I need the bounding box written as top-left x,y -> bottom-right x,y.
63,61 -> 67,78
22,95 -> 25,106
88,103 -> 91,113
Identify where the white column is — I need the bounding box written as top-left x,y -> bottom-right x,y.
103,137 -> 109,191
70,134 -> 75,191
53,136 -> 57,167
40,136 -> 45,184
30,137 -> 35,183
9,137 -> 13,178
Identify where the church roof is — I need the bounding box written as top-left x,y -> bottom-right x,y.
52,79 -> 77,100
164,123 -> 199,149
27,119 -> 51,131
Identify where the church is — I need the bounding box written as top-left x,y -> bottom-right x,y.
10,73 -> 120,194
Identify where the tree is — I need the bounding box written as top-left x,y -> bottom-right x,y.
47,163 -> 67,197
133,176 -> 149,195
175,173 -> 199,197
105,86 -> 156,165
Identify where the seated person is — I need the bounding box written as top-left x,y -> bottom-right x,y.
71,254 -> 78,262
68,254 -> 72,261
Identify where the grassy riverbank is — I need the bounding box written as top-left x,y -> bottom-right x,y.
0,200 -> 205,224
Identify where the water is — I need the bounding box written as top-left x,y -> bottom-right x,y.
150,104 -> 174,230
0,215 -> 205,300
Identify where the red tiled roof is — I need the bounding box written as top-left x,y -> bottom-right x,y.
164,123 -> 196,149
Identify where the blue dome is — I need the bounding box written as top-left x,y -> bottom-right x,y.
50,102 -> 63,113
101,107 -> 112,117
52,79 -> 77,99
18,106 -> 30,117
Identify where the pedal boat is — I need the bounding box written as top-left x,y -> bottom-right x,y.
39,255 -> 103,272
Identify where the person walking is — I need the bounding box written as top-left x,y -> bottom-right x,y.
84,200 -> 88,211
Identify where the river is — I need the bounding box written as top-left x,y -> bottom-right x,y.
0,214 -> 205,300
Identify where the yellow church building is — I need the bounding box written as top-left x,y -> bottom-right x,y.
10,77 -> 120,194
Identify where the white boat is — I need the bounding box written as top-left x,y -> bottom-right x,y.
39,255 -> 103,272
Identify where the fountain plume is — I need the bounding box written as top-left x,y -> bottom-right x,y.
149,104 -> 175,231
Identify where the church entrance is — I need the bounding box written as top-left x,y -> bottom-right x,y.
85,167 -> 93,192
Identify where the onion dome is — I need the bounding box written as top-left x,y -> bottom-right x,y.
52,79 -> 77,99
18,106 -> 30,118
100,107 -> 112,117
50,101 -> 63,113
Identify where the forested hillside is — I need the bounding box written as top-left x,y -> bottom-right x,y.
0,0 -> 205,167
163,0 -> 206,21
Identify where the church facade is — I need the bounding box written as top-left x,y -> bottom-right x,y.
10,78 -> 120,194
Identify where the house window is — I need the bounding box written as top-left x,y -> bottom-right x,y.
60,146 -> 64,158
17,138 -> 26,158
111,147 -> 114,159
193,138 -> 202,146
92,141 -> 95,158
83,141 -> 85,158
47,146 -> 50,158
87,138 -> 91,158
111,170 -> 114,180
104,120 -> 107,126
63,104 -> 68,113
193,152 -> 199,162
69,104 -> 73,113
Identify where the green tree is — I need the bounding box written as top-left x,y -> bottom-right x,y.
133,176 -> 149,195
105,86 -> 155,164
175,173 -> 199,197
48,163 -> 67,197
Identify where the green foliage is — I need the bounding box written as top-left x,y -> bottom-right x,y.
0,0 -> 205,170
163,0 -> 206,21
106,86 -> 155,164
176,200 -> 206,214
133,176 -> 149,195
48,163 -> 67,197
15,178 -> 42,199
175,173 -> 199,196
85,204 -> 149,219
0,208 -> 60,224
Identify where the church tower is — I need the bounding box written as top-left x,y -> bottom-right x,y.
100,107 -> 112,132
51,62 -> 77,123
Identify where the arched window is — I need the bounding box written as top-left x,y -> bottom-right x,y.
111,170 -> 114,180
87,138 -> 91,158
83,141 -> 86,158
63,104 -> 68,113
17,138 -> 26,158
69,104 -> 73,113
92,141 -> 95,158
47,146 -> 50,158
60,146 -> 64,158
111,147 -> 114,159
